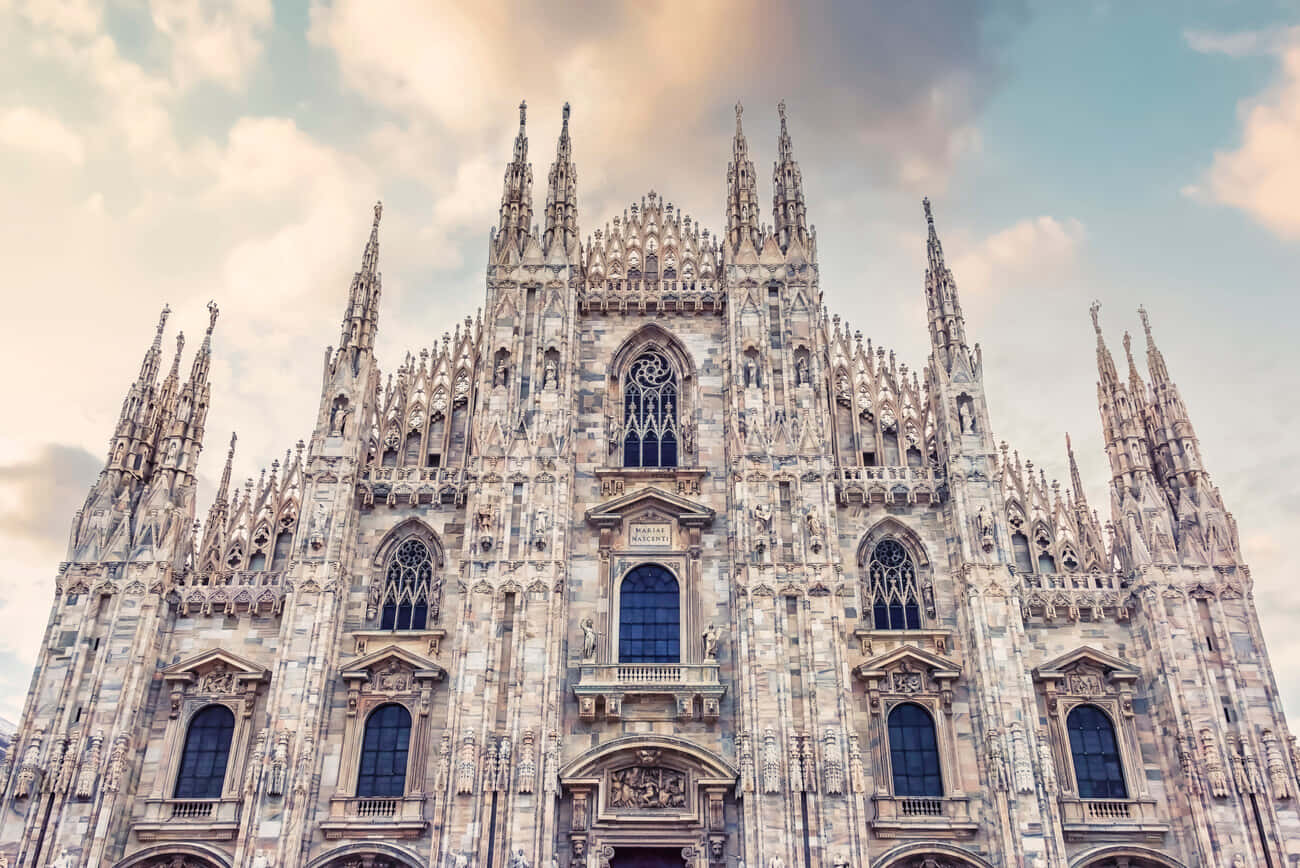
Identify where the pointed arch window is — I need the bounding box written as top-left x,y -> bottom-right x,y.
174,705 -> 235,799
618,564 -> 680,663
380,538 -> 435,631
622,350 -> 678,469
1067,704 -> 1127,799
356,702 -> 411,798
868,539 -> 921,630
887,703 -> 943,797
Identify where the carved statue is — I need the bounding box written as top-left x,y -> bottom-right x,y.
752,503 -> 773,553
804,509 -> 824,553
959,399 -> 976,434
743,358 -> 758,388
976,505 -> 994,552
795,356 -> 810,386
762,728 -> 781,794
267,732 -> 289,797
308,500 -> 329,551
49,851 -> 72,868
328,397 -> 350,436
1201,729 -> 1230,798
580,618 -> 598,661
533,508 -> 551,551
702,623 -> 719,660
495,359 -> 509,387
543,358 -> 558,390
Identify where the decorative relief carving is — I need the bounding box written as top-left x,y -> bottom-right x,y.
847,734 -> 865,794
198,666 -> 237,694
245,728 -> 267,795
267,731 -> 289,797
294,736 -> 314,795
363,660 -> 412,694
75,730 -> 103,799
1262,730 -> 1291,799
739,730 -> 754,793
457,732 -> 477,795
1200,729 -> 1230,798
891,671 -> 923,694
786,733 -> 803,793
822,728 -> 844,795
762,728 -> 781,794
517,730 -> 537,794
104,733 -> 128,793
1010,722 -> 1034,795
1065,672 -> 1102,697
607,766 -> 686,809
14,728 -> 43,799
985,729 -> 1007,792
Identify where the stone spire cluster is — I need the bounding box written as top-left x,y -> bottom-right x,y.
922,198 -> 971,376
337,202 -> 383,370
495,100 -> 535,259
543,102 -> 579,260
771,101 -> 809,254
725,102 -> 762,256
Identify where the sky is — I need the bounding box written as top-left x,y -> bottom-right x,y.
0,0 -> 1298,724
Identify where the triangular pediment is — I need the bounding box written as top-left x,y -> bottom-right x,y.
856,643 -> 961,682
340,644 -> 445,682
585,485 -> 714,529
163,648 -> 269,688
1033,645 -> 1139,683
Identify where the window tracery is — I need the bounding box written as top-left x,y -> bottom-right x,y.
868,539 -> 921,630
378,538 -> 439,631
622,350 -> 679,469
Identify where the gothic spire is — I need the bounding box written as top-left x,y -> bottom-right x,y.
771,100 -> 808,253
338,202 -> 383,360
201,432 -> 237,558
1066,433 -> 1086,505
108,305 -> 171,471
543,102 -> 579,259
496,100 -> 534,257
1138,306 -> 1207,487
725,102 -> 761,254
922,198 -> 969,373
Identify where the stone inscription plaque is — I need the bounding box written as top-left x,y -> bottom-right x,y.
629,523 -> 672,547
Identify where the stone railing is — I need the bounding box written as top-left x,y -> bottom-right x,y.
574,662 -> 725,722
834,465 -> 944,506
578,277 -> 725,314
135,797 -> 242,841
358,467 -> 468,508
321,794 -> 428,840
1059,797 -> 1167,842
173,570 -> 286,617
870,794 -> 977,838
1019,571 -> 1132,624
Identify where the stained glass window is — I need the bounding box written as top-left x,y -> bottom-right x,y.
1068,704 -> 1127,799
869,539 -> 921,630
618,565 -> 680,663
357,702 -> 412,798
174,705 -> 235,799
623,351 -> 678,469
888,703 -> 943,797
380,538 -> 434,630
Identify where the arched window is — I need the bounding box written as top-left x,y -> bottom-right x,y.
622,350 -> 678,469
887,703 -> 943,797
380,538 -> 435,631
174,705 -> 235,799
868,540 -> 921,630
356,703 -> 412,798
1067,705 -> 1127,799
618,565 -> 680,663
1011,532 -> 1034,574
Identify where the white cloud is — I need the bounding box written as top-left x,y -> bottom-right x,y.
150,0 -> 274,90
1185,26 -> 1297,58
0,105 -> 85,164
951,215 -> 1087,297
1187,27 -> 1300,240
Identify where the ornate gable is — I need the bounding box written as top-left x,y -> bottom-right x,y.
585,486 -> 714,530
1033,645 -> 1139,692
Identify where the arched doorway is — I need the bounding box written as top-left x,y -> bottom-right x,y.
610,846 -> 690,868
308,843 -> 424,868
874,843 -> 994,868
114,845 -> 229,868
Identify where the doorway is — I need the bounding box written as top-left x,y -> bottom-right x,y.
609,846 -> 684,868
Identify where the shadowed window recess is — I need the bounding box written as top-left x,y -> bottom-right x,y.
356,702 -> 412,798
1067,704 -> 1127,799
618,565 -> 680,663
888,702 -> 943,798
174,704 -> 235,799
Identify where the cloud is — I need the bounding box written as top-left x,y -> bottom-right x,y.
950,215 -> 1086,297
0,105 -> 85,164
1185,26 -> 1297,58
0,444 -> 101,548
149,0 -> 274,90
1189,28 -> 1300,239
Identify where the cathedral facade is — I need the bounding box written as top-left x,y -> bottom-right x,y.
2,101 -> 1296,868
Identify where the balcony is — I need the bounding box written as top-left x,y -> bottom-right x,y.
1019,571 -> 1130,624
174,570 -> 287,618
574,662 -> 725,721
1059,797 -> 1168,842
834,465 -> 944,507
135,797 -> 241,841
578,277 -> 725,315
357,467 -> 468,509
870,794 -> 977,839
320,794 -> 428,840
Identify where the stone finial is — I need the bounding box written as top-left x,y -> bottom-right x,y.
1089,299 -> 1102,334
